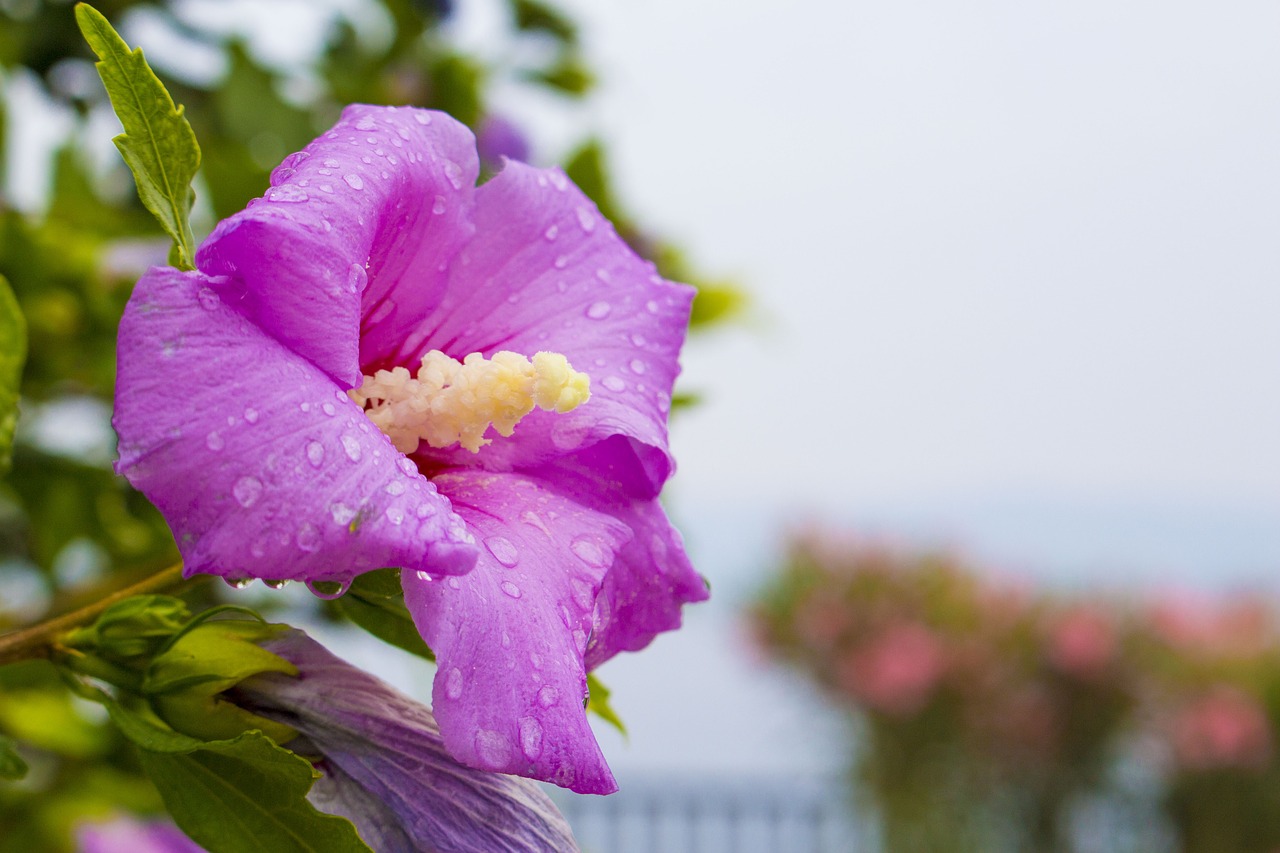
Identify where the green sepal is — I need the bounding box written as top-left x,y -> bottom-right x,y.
145,619 -> 296,696
586,672 -> 626,735
103,700 -> 372,853
75,3 -> 201,270
0,734 -> 29,780
0,274 -> 25,475
62,595 -> 192,661
337,568 -> 435,661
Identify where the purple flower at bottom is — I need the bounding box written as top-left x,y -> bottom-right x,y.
477,115 -> 532,168
112,105 -> 708,793
235,630 -> 579,853
77,816 -> 204,853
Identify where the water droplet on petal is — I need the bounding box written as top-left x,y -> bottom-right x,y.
646,300 -> 660,313
385,480 -> 406,496
243,407 -> 259,424
502,632 -> 512,648
414,112 -> 432,125
474,730 -> 512,769
197,287 -> 220,310
347,263 -> 367,294
538,686 -> 559,708
448,576 -> 461,589
306,441 -> 325,467
355,117 -> 378,131
267,185 -> 309,203
629,359 -> 647,375
262,578 -> 289,590
205,432 -> 225,451
446,667 -> 463,699
233,476 -> 263,508
330,503 -> 357,525
500,581 -> 522,598
571,536 -> 608,567
343,173 -> 364,190
432,195 -> 447,215
296,523 -> 320,552
519,717 -> 543,760
530,652 -> 543,669
485,536 -> 520,568
657,392 -> 672,413
322,402 -> 337,416
308,580 -> 351,599
576,206 -> 596,232
443,160 -> 463,189
223,577 -> 251,589
586,301 -> 612,320
544,224 -> 559,241
341,434 -> 362,462
602,376 -> 625,392
385,506 -> 404,525
553,255 -> 569,269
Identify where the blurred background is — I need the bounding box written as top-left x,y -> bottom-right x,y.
2,0 -> 1279,850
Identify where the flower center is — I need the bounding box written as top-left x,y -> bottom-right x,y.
350,350 -> 591,454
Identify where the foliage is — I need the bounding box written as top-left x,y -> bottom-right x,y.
752,530 -> 1280,853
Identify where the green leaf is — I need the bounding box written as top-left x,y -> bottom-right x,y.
105,701 -> 372,853
510,0 -> 578,43
337,569 -> 435,661
75,3 -> 201,270
0,735 -> 28,780
586,672 -> 626,735
0,275 -> 25,474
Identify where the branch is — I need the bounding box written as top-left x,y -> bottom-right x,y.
0,562 -> 189,666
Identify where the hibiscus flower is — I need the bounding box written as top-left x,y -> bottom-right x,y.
112,105 -> 707,794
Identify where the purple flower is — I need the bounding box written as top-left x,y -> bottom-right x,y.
77,816 -> 204,853
477,115 -> 532,168
113,105 -> 707,793
235,630 -> 580,853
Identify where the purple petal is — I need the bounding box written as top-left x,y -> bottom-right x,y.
476,115 -> 531,167
239,630 -> 580,853
196,105 -> 479,388
77,817 -> 204,853
405,161 -> 694,498
583,496 -> 708,669
113,266 -> 477,583
403,469 -> 632,794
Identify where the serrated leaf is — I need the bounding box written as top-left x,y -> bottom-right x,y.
0,735 -> 28,780
75,4 -> 200,270
586,672 -> 626,736
0,275 -> 25,474
105,700 -> 371,853
337,569 -> 435,661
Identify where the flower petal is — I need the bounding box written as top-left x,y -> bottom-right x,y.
407,161 -> 693,497
113,266 -> 477,582
239,631 -> 580,853
196,105 -> 479,387
402,469 -> 631,794
583,496 -> 708,670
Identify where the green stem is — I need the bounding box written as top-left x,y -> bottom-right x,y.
0,562 -> 188,667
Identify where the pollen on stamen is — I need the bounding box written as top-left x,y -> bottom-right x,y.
350,350 -> 590,453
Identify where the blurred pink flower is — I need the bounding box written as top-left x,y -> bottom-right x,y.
1047,605 -> 1116,678
1172,686 -> 1273,772
837,622 -> 945,716
795,593 -> 851,653
1150,593 -> 1271,660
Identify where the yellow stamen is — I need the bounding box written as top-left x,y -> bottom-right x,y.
350,350 -> 590,453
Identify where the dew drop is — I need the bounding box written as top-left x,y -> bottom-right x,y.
296,523 -> 320,552
443,160 -> 463,189
341,434 -> 362,462
322,402 -> 337,416
602,376 -> 625,392
306,441 -> 325,467
500,581 -> 522,599
502,631 -> 512,648
485,536 -> 520,568
385,506 -> 404,525
307,580 -> 350,599
544,224 -> 559,241
448,576 -> 462,589
222,577 -> 251,589
575,206 -> 596,232
519,717 -> 543,760
537,686 -> 559,708
205,432 -> 225,451
355,117 -> 378,131
262,578 -> 289,590
553,255 -> 569,269
657,392 -> 672,413
330,503 -> 357,525
414,112 -> 432,125
474,730 -> 511,768
586,301 -> 612,320
629,359 -> 647,375
267,185 -> 309,203
432,195 -> 447,215
571,536 -> 608,567
197,287 -> 220,310
244,407 -> 260,424
631,332 -> 647,347
530,652 -> 543,669
646,300 -> 660,314
385,480 -> 406,496
342,173 -> 364,191
233,476 -> 263,508
347,263 -> 367,294
446,667 -> 463,699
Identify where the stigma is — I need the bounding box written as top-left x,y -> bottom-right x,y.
350,350 -> 591,454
